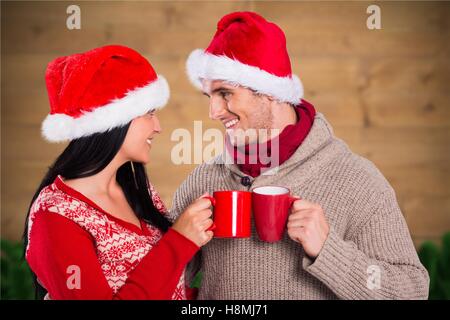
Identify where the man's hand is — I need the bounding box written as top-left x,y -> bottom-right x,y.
287,199 -> 330,259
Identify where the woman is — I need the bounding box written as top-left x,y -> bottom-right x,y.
23,45 -> 214,300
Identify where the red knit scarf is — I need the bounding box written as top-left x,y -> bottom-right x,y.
228,99 -> 316,177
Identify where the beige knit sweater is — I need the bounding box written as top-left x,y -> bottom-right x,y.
168,113 -> 429,300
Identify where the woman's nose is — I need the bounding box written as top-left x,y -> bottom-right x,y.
152,115 -> 162,133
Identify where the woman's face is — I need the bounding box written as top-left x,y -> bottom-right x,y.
119,109 -> 162,164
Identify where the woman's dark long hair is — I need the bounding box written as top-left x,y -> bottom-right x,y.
23,123 -> 172,299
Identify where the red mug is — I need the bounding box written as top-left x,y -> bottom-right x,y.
252,186 -> 299,242
203,191 -> 252,238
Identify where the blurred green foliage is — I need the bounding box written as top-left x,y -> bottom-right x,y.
418,232 -> 450,300
1,239 -> 34,300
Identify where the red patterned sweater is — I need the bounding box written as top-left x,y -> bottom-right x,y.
25,175 -> 199,300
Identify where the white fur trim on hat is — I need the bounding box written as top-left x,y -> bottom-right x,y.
186,49 -> 303,104
42,75 -> 169,142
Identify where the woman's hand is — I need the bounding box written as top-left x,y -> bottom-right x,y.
172,193 -> 214,247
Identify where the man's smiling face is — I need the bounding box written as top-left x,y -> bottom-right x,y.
201,79 -> 274,145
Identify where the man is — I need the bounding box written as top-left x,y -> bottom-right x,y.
169,11 -> 429,299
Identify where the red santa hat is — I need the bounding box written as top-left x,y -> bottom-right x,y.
186,11 -> 303,104
42,45 -> 169,142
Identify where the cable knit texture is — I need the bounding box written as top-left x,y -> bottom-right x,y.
169,112 -> 429,300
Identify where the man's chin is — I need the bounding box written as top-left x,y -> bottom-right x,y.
225,128 -> 260,146
228,136 -> 259,148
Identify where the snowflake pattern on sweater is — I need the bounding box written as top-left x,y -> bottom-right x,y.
26,176 -> 186,300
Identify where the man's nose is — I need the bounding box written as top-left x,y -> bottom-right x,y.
209,98 -> 226,120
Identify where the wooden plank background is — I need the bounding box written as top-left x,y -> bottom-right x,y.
1,1 -> 449,248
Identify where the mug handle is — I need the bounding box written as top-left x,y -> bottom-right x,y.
202,195 -> 216,206
288,195 -> 301,208
202,195 -> 216,231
